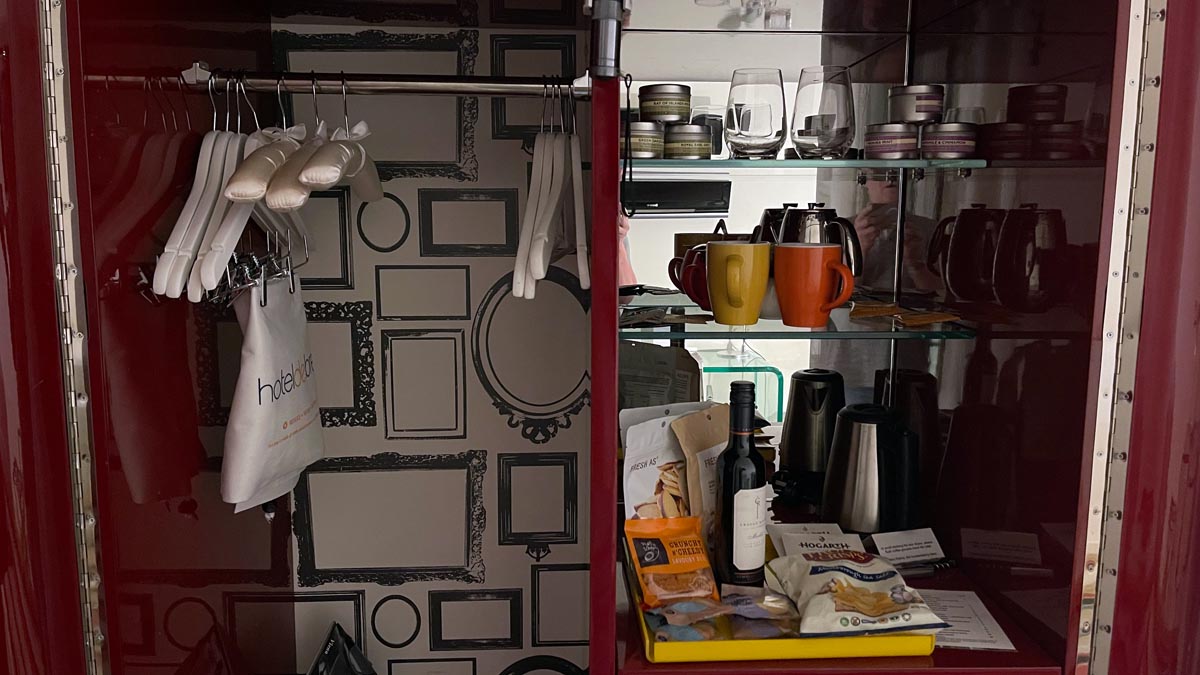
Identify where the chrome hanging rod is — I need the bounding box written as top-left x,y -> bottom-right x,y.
179,62 -> 591,98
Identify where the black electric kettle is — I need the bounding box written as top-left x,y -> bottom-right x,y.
992,203 -> 1069,312
820,404 -> 920,534
766,203 -> 863,277
927,203 -> 1006,301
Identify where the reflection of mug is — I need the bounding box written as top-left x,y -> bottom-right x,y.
774,243 -> 854,328
706,242 -> 771,325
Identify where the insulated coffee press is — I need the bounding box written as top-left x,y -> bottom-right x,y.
778,369 -> 845,505
821,404 -> 920,533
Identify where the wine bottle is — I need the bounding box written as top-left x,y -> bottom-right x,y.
713,381 -> 768,586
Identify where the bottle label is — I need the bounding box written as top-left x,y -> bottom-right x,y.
732,485 -> 768,571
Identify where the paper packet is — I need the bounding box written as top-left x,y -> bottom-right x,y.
670,404 -> 729,549
624,411 -> 703,519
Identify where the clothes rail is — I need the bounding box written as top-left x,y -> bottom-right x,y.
181,63 -> 591,98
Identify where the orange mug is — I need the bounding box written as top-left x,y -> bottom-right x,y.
774,243 -> 855,328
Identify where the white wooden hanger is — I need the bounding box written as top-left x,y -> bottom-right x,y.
153,77 -> 227,296
569,89 -> 590,289
528,87 -> 570,281
513,85 -> 555,299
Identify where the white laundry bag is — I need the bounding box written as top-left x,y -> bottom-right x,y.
222,278 -> 325,512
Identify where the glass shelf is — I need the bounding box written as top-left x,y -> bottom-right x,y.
619,294 -> 974,341
633,158 -> 987,171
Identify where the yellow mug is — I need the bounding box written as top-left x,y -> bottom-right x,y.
706,241 -> 772,325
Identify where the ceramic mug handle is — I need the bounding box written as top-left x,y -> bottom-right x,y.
820,260 -> 855,312
667,257 -> 685,290
726,254 -> 744,308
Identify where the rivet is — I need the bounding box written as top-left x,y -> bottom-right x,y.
1118,208 -> 1125,215
1087,562 -> 1096,572
1136,207 -> 1150,215
68,266 -> 78,276
1126,333 -> 1135,340
1123,145 -> 1131,151
76,392 -> 88,404
1082,621 -> 1092,634
1132,271 -> 1140,278
1101,625 -> 1112,634
54,67 -> 64,76
1107,568 -> 1118,576
85,514 -> 96,526
1120,390 -> 1133,402
1152,9 -> 1165,20
1112,271 -> 1120,277
1116,452 -> 1128,460
1106,332 -> 1114,339
1109,509 -> 1124,519
93,632 -> 105,644
1148,76 -> 1161,88
1142,143 -> 1155,152
75,331 -> 84,341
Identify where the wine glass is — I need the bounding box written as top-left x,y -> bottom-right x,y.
945,106 -> 987,124
725,68 -> 786,159
790,65 -> 855,158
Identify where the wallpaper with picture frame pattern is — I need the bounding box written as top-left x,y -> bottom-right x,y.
266,6 -> 591,675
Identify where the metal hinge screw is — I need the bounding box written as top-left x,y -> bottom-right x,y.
1086,561 -> 1097,572
1151,9 -> 1165,20
1109,510 -> 1124,520
1107,568 -> 1118,576
1081,621 -> 1091,634
1142,143 -> 1155,152
1101,625 -> 1113,634
1115,452 -> 1128,461
93,631 -> 104,644
75,392 -> 88,405
1118,390 -> 1133,402
1147,76 -> 1161,88
1135,207 -> 1150,216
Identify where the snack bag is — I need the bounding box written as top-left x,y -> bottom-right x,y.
765,550 -> 948,637
671,404 -> 729,550
624,415 -> 692,519
721,584 -> 799,620
626,517 -> 720,608
645,597 -> 732,626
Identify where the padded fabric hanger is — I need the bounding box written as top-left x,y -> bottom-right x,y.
265,74 -> 328,212
154,76 -> 226,295
224,77 -> 306,203
298,73 -> 384,202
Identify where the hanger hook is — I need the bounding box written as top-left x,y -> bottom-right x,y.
157,78 -> 177,131
207,75 -> 217,130
224,76 -> 232,131
240,74 -> 260,131
540,81 -> 549,133
176,75 -> 192,130
311,71 -> 320,124
277,75 -> 288,128
341,71 -> 349,131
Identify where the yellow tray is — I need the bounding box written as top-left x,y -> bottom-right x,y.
624,549 -> 936,663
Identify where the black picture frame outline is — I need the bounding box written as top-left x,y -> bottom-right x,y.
428,589 -> 522,651
497,453 -> 577,547
471,267 -> 590,444
299,186 -> 354,290
117,592 -> 156,657
118,462 -> 292,587
371,594 -> 422,649
489,34 -> 577,140
305,300 -> 378,427
529,563 -> 589,647
381,328 -> 467,440
498,656 -> 585,675
293,450 -> 487,587
417,188 -> 520,257
358,192 -> 412,254
273,29 -> 480,182
223,590 -> 367,673
163,597 -> 218,652
374,265 -> 472,321
490,0 -> 577,27
274,0 -> 479,25
388,657 -> 477,675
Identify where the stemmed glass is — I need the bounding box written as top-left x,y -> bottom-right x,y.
790,65 -> 855,158
725,68 -> 787,159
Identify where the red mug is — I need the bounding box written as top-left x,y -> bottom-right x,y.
678,245 -> 712,311
668,245 -> 706,292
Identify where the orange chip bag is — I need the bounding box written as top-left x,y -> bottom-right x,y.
625,517 -> 719,608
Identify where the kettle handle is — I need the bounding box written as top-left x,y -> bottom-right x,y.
831,217 -> 863,277
927,216 -> 955,277
882,428 -> 922,532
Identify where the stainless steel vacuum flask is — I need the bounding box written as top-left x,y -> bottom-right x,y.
820,404 -> 920,533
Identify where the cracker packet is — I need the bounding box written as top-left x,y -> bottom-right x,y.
670,405 -> 729,548
645,597 -> 732,626
765,550 -> 948,637
624,413 -> 697,519
625,517 -> 720,608
721,584 -> 799,620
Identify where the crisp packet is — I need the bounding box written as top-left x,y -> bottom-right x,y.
625,517 -> 720,608
730,615 -> 799,640
646,597 -> 733,626
644,613 -> 725,642
721,584 -> 800,620
765,550 -> 948,637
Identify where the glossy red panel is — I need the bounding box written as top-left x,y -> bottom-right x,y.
59,0 -> 289,671
0,1 -> 90,673
1109,1 -> 1200,673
